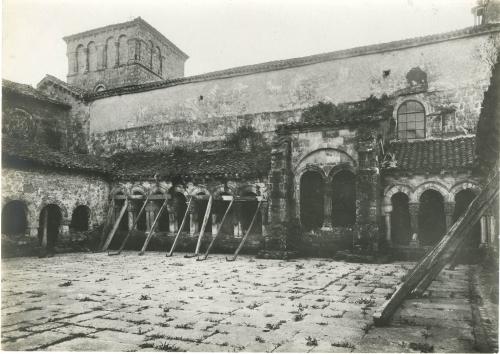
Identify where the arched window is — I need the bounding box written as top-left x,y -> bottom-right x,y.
300,171 -> 324,230
397,100 -> 425,140
2,200 -> 27,236
76,44 -> 86,73
149,40 -> 154,69
70,205 -> 90,232
94,84 -> 106,92
105,37 -> 115,68
331,170 -> 356,226
118,35 -> 128,66
87,42 -> 97,71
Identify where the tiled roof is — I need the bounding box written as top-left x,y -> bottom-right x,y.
2,79 -> 70,107
37,74 -> 87,98
386,136 -> 475,173
109,147 -> 272,180
2,137 -> 109,175
87,24 -> 500,101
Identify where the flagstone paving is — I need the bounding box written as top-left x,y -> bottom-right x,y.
1,252 -> 479,352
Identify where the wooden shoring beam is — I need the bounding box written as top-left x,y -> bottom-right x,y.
101,199 -> 129,252
166,197 -> 193,257
226,199 -> 263,262
108,194 -> 151,255
197,197 -> 235,261
373,171 -> 499,326
185,195 -> 214,258
97,198 -> 116,251
139,198 -> 169,255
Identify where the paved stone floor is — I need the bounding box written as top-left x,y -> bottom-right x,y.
1,252 -> 479,352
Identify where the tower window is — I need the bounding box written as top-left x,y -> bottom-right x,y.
397,100 -> 425,140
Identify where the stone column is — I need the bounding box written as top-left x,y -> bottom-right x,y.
489,215 -> 497,245
480,216 -> 488,245
189,202 -> 197,236
169,210 -> 177,233
67,51 -> 77,75
322,184 -> 333,230
261,201 -> 269,237
145,202 -> 155,232
233,203 -> 242,237
127,204 -> 135,230
409,202 -> 420,238
211,214 -> 217,236
383,204 -> 393,245
444,201 -> 455,231
41,209 -> 48,249
60,219 -> 70,237
84,48 -> 89,73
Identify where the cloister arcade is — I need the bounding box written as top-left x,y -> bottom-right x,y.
383,181 -> 493,249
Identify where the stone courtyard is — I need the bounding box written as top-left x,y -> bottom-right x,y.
1,253 -> 483,352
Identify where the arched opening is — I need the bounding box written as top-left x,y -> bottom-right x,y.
153,193 -> 169,232
70,205 -> 90,232
454,189 -> 481,248
418,190 -> 446,246
87,41 -> 97,71
173,192 -> 189,232
397,100 -> 425,140
114,192 -> 128,232
214,193 -> 233,235
38,204 -> 62,250
331,170 -> 356,227
300,171 -> 324,230
94,84 -> 106,93
2,200 -> 27,236
391,193 -> 411,245
118,35 -> 128,65
105,37 -> 115,68
240,192 -> 262,235
196,193 -> 212,232
132,191 -> 147,232
76,44 -> 86,73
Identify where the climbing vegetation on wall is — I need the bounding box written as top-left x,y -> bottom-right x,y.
302,94 -> 391,123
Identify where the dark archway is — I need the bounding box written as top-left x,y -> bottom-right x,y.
154,193 -> 169,232
418,190 -> 446,246
240,192 -> 262,234
331,170 -> 356,227
391,193 -> 411,245
196,193 -> 212,232
39,204 -> 62,250
214,193 -> 233,235
132,191 -> 147,232
173,192 -> 189,232
454,189 -> 481,248
300,171 -> 324,230
2,200 -> 27,236
70,205 -> 90,232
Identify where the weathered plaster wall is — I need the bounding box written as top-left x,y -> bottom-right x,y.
1,167 -> 110,238
88,32 -> 499,155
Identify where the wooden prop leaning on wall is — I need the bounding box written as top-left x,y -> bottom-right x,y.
185,195 -> 213,258
97,198 -> 115,251
108,194 -> 151,255
101,199 -> 129,252
373,170 -> 499,326
166,196 -> 193,257
226,197 -> 263,262
197,196 -> 235,261
138,198 -> 169,255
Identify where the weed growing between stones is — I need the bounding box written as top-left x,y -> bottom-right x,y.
305,336 -> 318,346
255,336 -> 265,343
59,281 -> 73,287
264,320 -> 286,331
331,341 -> 355,349
175,323 -> 194,329
154,341 -> 184,352
139,294 -> 151,300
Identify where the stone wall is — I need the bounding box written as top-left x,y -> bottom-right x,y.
88,30 -> 499,155
1,167 -> 110,239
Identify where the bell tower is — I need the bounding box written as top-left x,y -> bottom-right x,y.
63,17 -> 188,92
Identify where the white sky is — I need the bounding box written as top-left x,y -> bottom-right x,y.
2,0 -> 477,87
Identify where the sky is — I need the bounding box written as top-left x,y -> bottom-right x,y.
2,0 -> 477,87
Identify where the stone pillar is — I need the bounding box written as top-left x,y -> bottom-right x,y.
41,209 -> 48,248
84,47 -> 89,73
489,215 -> 497,245
127,204 -> 135,230
169,211 -> 177,233
60,219 -> 70,236
233,203 -> 242,237
67,51 -> 77,75
322,184 -> 333,230
480,216 -> 488,245
211,214 -> 217,236
261,201 -> 269,237
383,204 -> 393,245
145,202 -> 155,232
444,201 -> 455,231
189,203 -> 197,236
409,202 -> 419,238
28,227 -> 38,238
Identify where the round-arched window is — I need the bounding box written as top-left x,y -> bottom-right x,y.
397,101 -> 425,140
94,84 -> 106,92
